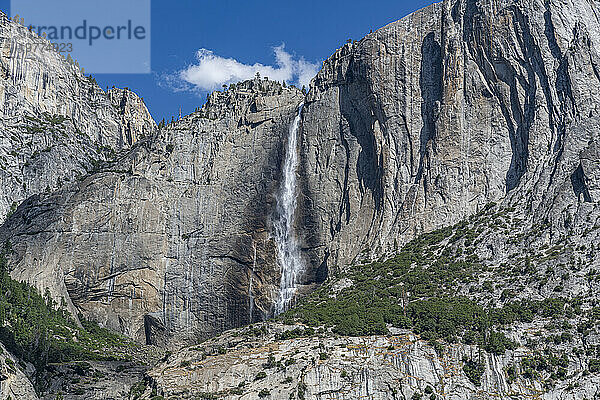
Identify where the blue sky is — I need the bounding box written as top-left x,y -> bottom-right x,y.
1,0 -> 432,122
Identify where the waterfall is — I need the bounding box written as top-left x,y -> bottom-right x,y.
274,103 -> 304,315
249,242 -> 256,321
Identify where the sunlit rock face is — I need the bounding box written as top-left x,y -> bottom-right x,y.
107,87 -> 156,147
297,0 -> 600,277
0,12 -> 155,221
145,324 -> 600,400
0,76 -> 304,344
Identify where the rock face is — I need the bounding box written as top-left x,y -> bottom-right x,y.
0,12 -> 155,220
38,361 -> 149,400
2,0 -> 600,350
107,88 -> 156,147
0,343 -> 38,400
0,78 -> 304,343
145,323 -> 600,400
296,0 -> 600,278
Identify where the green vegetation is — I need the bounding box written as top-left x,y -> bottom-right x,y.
462,357 -> 484,385
521,351 -> 569,381
129,381 -> 147,399
5,201 -> 17,219
242,325 -> 268,337
0,243 -> 136,387
263,353 -> 282,369
297,382 -> 307,399
255,371 -> 267,380
22,113 -> 69,136
277,326 -> 314,340
505,365 -> 518,383
281,205 -> 587,357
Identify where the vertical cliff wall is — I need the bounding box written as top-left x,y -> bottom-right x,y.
297,0 -> 600,279
0,79 -> 303,343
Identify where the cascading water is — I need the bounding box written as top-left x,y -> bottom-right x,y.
274,103 -> 304,315
248,242 -> 256,321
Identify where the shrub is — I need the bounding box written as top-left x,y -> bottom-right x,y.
297,382 -> 307,399
505,365 -> 517,383
589,359 -> 600,373
463,357 -> 485,385
483,331 -> 517,355
255,371 -> 267,380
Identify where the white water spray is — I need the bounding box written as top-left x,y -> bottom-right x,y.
249,242 -> 256,321
274,103 -> 304,315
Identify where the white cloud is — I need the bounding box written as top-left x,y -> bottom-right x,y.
175,45 -> 319,92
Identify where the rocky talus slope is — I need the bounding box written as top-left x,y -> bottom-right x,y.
0,342 -> 38,399
144,324 -> 599,400
0,12 -> 155,220
145,204 -> 600,399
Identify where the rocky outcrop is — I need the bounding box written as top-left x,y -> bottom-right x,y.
38,361 -> 149,400
0,12 -> 155,220
145,323 -> 600,400
107,88 -> 156,147
0,343 -> 37,400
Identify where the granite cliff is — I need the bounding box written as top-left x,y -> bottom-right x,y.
0,12 -> 155,221
0,78 -> 304,343
296,0 -> 600,278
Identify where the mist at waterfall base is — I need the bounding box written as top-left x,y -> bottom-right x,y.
273,104 -> 304,316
